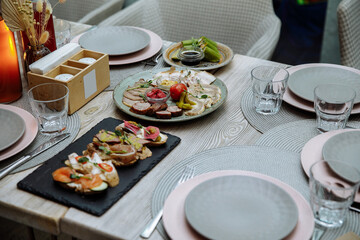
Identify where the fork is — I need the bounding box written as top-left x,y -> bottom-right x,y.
140,165 -> 195,238
143,52 -> 162,68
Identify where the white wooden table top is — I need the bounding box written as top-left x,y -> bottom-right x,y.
0,22 -> 287,239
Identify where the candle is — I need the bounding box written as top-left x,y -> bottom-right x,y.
0,19 -> 22,103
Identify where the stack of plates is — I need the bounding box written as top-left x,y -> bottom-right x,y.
162,170 -> 314,240
0,105 -> 38,161
74,26 -> 163,65
301,129 -> 360,202
283,63 -> 360,114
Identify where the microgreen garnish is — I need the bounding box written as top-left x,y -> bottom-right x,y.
77,157 -> 89,163
139,94 -> 147,102
197,79 -> 204,90
70,174 -> 80,179
99,146 -> 111,155
93,163 -> 106,172
127,80 -> 153,91
112,150 -> 128,154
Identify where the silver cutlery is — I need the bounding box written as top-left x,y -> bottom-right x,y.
143,52 -> 162,68
0,133 -> 70,180
140,165 -> 195,239
312,225 -> 325,240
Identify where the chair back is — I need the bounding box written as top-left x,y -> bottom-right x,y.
337,0 -> 360,69
50,0 -> 123,23
99,0 -> 280,59
156,0 -> 277,55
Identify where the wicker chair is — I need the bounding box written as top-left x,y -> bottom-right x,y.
337,0 -> 360,70
49,0 -> 125,25
99,0 -> 281,59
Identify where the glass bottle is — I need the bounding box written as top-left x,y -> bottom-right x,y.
25,44 -> 51,72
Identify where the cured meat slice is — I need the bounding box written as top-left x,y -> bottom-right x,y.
147,103 -> 168,116
167,105 -> 183,117
122,97 -> 141,107
130,102 -> 151,115
123,91 -> 144,101
156,111 -> 172,119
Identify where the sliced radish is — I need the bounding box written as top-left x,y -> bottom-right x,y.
144,126 -> 160,141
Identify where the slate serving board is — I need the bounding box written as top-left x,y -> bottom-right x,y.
17,117 -> 181,216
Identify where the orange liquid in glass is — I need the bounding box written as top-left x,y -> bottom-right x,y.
0,20 -> 22,103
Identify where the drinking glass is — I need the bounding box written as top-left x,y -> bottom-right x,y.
54,19 -> 71,49
314,84 -> 355,133
309,160 -> 360,228
28,83 -> 69,135
251,66 -> 289,115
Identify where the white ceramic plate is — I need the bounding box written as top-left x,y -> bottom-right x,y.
163,42 -> 234,70
79,26 -> 150,56
163,170 -> 314,240
72,27 -> 163,66
0,105 -> 38,161
184,175 -> 298,240
0,109 -> 25,151
322,131 -> 360,182
287,63 -> 360,103
301,129 -> 360,202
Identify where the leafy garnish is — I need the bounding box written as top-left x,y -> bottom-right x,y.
99,146 -> 111,155
70,174 -> 91,180
112,150 -> 128,154
70,174 -> 80,179
200,95 -> 208,99
77,157 -> 89,163
197,79 -> 204,90
114,130 -> 122,137
93,163 -> 105,172
139,94 -> 147,102
127,80 -> 153,91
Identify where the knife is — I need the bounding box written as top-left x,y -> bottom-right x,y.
0,133 -> 70,180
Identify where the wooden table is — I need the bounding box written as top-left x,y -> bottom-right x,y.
0,22 -> 287,239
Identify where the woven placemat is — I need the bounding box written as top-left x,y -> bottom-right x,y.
255,119 -> 360,153
2,93 -> 80,173
241,87 -> 314,133
241,87 -> 360,133
151,145 -> 359,239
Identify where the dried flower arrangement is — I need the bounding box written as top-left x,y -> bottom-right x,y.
1,0 -> 65,47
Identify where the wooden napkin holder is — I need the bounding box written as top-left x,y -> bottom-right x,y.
27,49 -> 110,114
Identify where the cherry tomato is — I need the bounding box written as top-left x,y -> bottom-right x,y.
170,83 -> 187,101
98,163 -> 113,172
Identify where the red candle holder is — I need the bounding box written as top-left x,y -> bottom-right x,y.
0,19 -> 23,103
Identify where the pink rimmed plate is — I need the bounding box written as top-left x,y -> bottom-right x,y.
283,63 -> 360,114
301,129 -> 360,202
72,27 -> 162,66
0,105 -> 38,161
162,170 -> 314,240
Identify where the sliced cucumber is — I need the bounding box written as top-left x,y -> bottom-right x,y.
91,182 -> 108,192
171,49 -> 180,61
